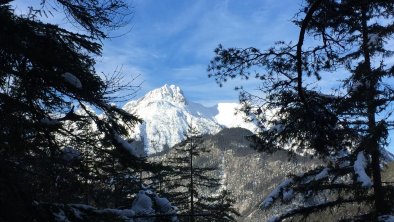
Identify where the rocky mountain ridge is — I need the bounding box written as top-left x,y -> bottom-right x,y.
122,84 -> 258,154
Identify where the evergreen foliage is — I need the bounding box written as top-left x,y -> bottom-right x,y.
163,126 -> 239,221
208,0 -> 394,221
0,1 -> 164,221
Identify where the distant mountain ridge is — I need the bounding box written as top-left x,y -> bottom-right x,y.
122,84 -> 258,154
120,84 -> 394,161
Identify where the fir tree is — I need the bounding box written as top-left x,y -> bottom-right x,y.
163,126 -> 238,222
196,189 -> 240,222
0,1 -> 162,221
208,0 -> 394,221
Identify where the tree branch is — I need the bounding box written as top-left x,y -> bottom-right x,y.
296,0 -> 324,104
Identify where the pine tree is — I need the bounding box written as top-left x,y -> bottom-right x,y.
0,1 -> 161,221
196,189 -> 240,222
208,0 -> 394,221
163,126 -> 238,221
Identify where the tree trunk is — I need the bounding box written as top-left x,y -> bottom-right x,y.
360,0 -> 384,217
189,137 -> 195,222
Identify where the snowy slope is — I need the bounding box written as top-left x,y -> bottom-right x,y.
122,84 -> 258,154
214,103 -> 260,132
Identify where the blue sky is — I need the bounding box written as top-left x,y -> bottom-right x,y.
12,0 -> 300,105
95,0 -> 300,105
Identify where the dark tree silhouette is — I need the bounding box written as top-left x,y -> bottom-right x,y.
208,0 -> 394,221
0,1 -> 164,221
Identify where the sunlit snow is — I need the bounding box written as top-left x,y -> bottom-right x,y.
122,84 -> 258,154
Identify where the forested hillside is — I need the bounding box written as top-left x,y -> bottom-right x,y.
152,128 -> 321,221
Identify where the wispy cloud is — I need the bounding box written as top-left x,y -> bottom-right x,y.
12,0 -> 301,105
98,0 -> 301,105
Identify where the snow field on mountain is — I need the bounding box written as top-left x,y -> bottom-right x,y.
122,84 -> 258,154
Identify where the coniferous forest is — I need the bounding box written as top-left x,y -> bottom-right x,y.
1,0 -> 394,222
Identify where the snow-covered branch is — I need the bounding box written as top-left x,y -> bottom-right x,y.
354,151 -> 372,188
62,72 -> 82,89
260,178 -> 294,208
113,133 -> 146,158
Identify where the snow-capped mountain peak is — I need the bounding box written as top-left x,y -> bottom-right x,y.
122,84 -> 258,155
141,84 -> 186,105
